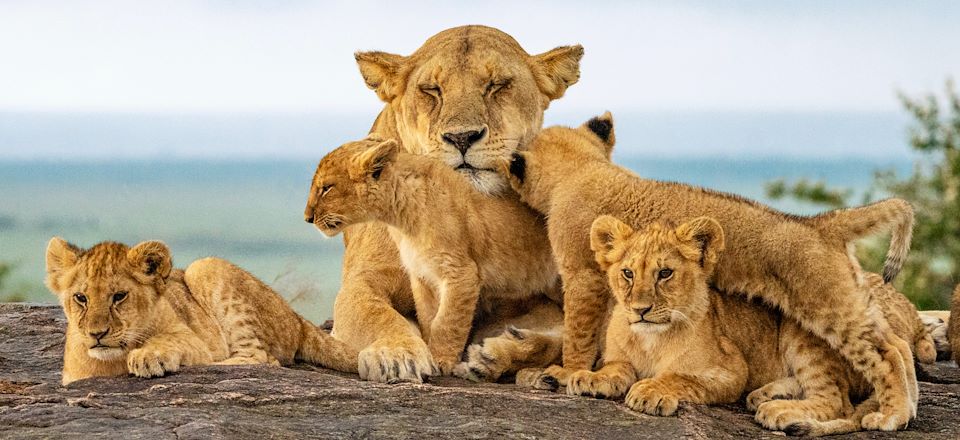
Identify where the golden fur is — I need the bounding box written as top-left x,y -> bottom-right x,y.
305,137 -> 559,376
45,238 -> 357,385
864,273 -> 937,364
556,217 -> 934,436
502,113 -> 918,431
324,25 -> 582,383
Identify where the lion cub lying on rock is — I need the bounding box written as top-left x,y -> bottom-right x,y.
45,238 -> 358,385
503,113 -> 919,430
574,216 -> 929,436
304,137 -> 560,376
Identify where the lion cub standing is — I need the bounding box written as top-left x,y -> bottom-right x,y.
304,138 -> 559,375
574,216 -> 912,436
45,238 -> 358,385
502,113 -> 918,430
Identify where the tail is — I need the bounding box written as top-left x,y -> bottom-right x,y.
805,198 -> 914,283
296,318 -> 360,373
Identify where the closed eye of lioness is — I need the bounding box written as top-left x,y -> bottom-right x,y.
45,238 -> 358,385
567,216 -> 902,436
503,113 -> 919,431
304,137 -> 560,377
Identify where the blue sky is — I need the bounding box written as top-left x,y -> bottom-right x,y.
1,0 -> 958,113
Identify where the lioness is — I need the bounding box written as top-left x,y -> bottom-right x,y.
502,114 -> 918,430
304,137 -> 560,376
303,25 -> 583,383
45,238 -> 358,385
570,216 -> 932,436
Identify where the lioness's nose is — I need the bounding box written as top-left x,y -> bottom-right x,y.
442,128 -> 487,154
304,214 -> 314,224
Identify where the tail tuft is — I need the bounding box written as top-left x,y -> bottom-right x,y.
805,198 -> 914,283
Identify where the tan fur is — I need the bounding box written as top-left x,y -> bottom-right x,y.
321,25 -> 582,383
502,114 -> 918,431
863,273 -> 937,364
951,284 -> 960,365
45,238 -> 358,385
305,138 -> 559,376
918,310 -> 950,357
548,217 -> 935,436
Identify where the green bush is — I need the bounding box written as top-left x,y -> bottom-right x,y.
766,79 -> 960,309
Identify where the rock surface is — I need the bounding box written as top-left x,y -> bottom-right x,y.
1,303 -> 958,439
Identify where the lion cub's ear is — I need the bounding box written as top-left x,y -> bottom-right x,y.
590,215 -> 635,270
675,217 -> 726,275
531,45 -> 584,101
45,237 -> 81,294
355,51 -> 407,102
351,139 -> 399,181
580,112 -> 615,158
127,241 -> 172,283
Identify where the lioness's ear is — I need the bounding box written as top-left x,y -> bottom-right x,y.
351,139 -> 398,181
127,240 -> 172,282
45,237 -> 80,294
355,51 -> 407,102
580,111 -> 615,158
530,45 -> 584,102
590,215 -> 634,270
675,217 -> 726,274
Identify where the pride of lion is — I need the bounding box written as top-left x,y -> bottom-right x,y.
45,25 -> 957,435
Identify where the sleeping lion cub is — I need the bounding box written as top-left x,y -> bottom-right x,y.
45,238 -> 358,385
570,216 -> 933,435
502,113 -> 918,430
304,137 -> 561,376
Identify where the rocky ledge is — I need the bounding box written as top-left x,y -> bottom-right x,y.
1,303 -> 958,439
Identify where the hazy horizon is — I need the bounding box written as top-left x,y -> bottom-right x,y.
0,109 -> 919,160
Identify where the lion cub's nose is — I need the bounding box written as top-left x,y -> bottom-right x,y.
442,128 -> 487,154
634,305 -> 653,318
89,328 -> 109,340
304,215 -> 315,224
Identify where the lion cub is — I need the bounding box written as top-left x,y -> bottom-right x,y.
573,216 -> 915,435
45,238 -> 358,385
503,113 -> 918,430
304,137 -> 559,375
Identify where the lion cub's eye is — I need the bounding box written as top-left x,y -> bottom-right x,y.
658,269 -> 674,280
621,268 -> 634,281
321,184 -> 334,197
112,291 -> 128,303
73,293 -> 87,305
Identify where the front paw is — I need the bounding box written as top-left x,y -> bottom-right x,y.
566,370 -> 627,399
625,380 -> 681,416
358,338 -> 439,384
127,347 -> 182,378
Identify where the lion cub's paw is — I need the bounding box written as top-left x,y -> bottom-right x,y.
127,348 -> 182,378
358,339 -> 439,384
434,357 -> 458,376
625,379 -> 682,416
755,400 -> 816,432
860,409 -> 910,432
566,370 -> 626,400
453,342 -> 510,382
745,378 -> 801,412
515,368 -> 560,390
